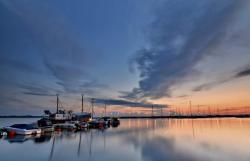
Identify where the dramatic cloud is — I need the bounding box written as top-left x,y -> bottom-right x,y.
123,0 -> 248,100
91,98 -> 166,109
193,66 -> 250,91
235,68 -> 250,78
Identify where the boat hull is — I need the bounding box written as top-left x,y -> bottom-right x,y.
4,127 -> 41,135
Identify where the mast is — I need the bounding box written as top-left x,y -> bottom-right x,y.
56,94 -> 59,113
81,94 -> 84,113
104,101 -> 107,117
151,105 -> 154,117
91,98 -> 94,118
189,100 -> 192,116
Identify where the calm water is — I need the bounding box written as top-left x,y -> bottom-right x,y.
1,118 -> 250,161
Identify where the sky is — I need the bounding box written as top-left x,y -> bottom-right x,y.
0,0 -> 250,115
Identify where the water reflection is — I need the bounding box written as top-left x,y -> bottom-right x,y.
1,118 -> 250,161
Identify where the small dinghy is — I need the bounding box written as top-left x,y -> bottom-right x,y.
4,124 -> 42,135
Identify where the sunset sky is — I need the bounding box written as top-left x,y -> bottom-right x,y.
0,0 -> 250,115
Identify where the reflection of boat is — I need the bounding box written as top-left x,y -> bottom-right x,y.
5,134 -> 41,143
4,124 -> 42,135
34,133 -> 52,143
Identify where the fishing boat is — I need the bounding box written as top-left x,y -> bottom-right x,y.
44,95 -> 73,124
3,124 -> 42,135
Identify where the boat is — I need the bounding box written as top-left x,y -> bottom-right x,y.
45,95 -> 91,124
54,122 -> 77,131
97,117 -> 110,126
72,112 -> 91,123
88,119 -> 105,128
110,117 -> 120,127
78,122 -> 88,129
37,118 -> 54,133
74,121 -> 88,130
102,117 -> 111,125
3,124 -> 42,135
44,95 -> 73,124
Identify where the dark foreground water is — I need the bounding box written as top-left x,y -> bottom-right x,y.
1,118 -> 250,161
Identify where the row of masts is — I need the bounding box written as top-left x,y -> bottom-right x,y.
56,94 -> 95,116
56,94 -> 164,117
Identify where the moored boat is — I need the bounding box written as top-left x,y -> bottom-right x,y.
110,117 -> 120,127
3,124 -> 42,135
37,118 -> 54,133
88,119 -> 103,128
54,122 -> 77,131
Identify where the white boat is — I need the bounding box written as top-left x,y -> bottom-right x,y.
4,124 -> 42,135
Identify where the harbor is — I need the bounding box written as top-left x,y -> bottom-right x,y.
0,95 -> 120,138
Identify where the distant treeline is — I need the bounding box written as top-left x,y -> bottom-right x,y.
0,115 -> 42,118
